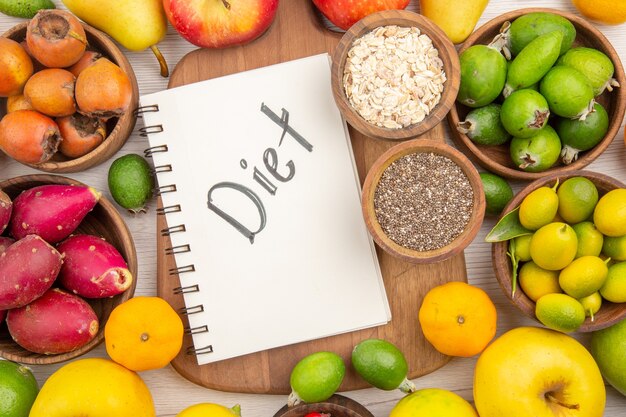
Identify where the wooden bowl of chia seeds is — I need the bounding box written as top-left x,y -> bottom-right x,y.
361,138 -> 485,264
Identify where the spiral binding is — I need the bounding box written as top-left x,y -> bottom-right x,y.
173,284 -> 199,294
187,345 -> 213,355
141,104 -> 212,358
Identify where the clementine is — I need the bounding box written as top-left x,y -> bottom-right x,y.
571,0 -> 626,25
418,281 -> 497,357
105,296 -> 184,372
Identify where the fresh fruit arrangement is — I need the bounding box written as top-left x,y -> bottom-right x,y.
451,10 -> 624,178
0,9 -> 133,167
0,180 -> 133,356
489,174 -> 626,333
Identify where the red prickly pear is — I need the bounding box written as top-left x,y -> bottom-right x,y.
0,234 -> 62,309
7,288 -> 99,354
57,234 -> 132,298
9,184 -> 101,243
0,190 -> 12,234
0,236 -> 14,253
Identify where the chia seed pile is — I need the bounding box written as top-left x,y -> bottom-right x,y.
373,152 -> 474,251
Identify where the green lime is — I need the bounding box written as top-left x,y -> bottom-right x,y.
480,172 -> 514,216
600,261 -> 626,303
288,351 -> 345,406
519,261 -> 561,302
513,234 -> 533,262
530,222 -> 578,270
557,103 -> 609,164
519,185 -> 559,231
535,293 -> 585,333
500,89 -> 550,138
572,222 -> 604,258
389,388 -> 478,417
351,338 -> 415,393
558,255 -> 608,299
578,292 -> 602,321
590,318 -> 626,396
458,104 -> 511,146
108,154 -> 154,213
557,177 -> 599,224
509,126 -> 561,173
602,234 -> 626,261
0,0 -> 54,18
0,360 -> 39,417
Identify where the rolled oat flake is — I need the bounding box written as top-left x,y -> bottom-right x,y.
374,152 -> 473,251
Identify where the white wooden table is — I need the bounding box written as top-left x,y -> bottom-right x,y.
1,1 -> 625,416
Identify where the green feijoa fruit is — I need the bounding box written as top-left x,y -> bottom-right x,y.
480,172 -> 514,216
503,31 -> 563,97
457,45 -> 508,108
500,89 -> 550,138
540,66 -> 595,120
457,104 -> 511,146
510,125 -> 561,172
509,12 -> 576,56
288,351 -> 345,406
557,102 -> 609,164
108,154 -> 155,213
557,47 -> 619,96
0,0 -> 55,18
351,339 -> 416,393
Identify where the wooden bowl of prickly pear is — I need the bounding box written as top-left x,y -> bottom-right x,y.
330,9 -> 460,141
447,7 -> 626,181
492,170 -> 626,332
0,174 -> 137,364
273,395 -> 375,417
0,19 -> 139,173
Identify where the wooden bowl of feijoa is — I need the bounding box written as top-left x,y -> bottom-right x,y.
273,395 -> 375,417
330,9 -> 460,141
447,8 -> 626,181
0,174 -> 137,364
492,170 -> 626,332
361,138 -> 485,264
1,13 -> 139,173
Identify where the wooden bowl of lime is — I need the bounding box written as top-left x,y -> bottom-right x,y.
491,170 -> 626,332
447,8 -> 626,181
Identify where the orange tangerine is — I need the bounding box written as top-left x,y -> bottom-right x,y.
104,296 -> 184,372
418,281 -> 497,357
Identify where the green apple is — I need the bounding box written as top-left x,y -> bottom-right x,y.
590,318 -> 626,396
474,326 -> 605,417
389,388 -> 477,417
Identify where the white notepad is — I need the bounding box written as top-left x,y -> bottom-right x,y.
140,53 -> 390,365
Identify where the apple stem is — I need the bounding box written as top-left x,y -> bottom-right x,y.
222,0 -> 231,10
150,45 -> 169,78
545,393 -> 580,410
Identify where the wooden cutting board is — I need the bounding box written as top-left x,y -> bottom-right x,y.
156,0 -> 468,394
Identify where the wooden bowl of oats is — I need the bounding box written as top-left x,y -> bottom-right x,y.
361,138 -> 485,264
331,10 -> 460,141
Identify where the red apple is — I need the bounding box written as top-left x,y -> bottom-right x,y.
312,0 -> 410,30
163,0 -> 280,48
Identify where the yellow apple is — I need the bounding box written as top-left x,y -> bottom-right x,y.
474,326 -> 605,417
